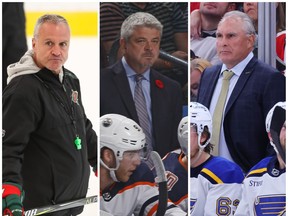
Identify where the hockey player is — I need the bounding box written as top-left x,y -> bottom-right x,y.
161,116 -> 189,212
190,102 -> 244,215
99,113 -> 186,216
234,101 -> 286,215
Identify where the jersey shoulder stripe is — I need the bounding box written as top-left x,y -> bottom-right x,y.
174,194 -> 188,205
200,156 -> 244,184
245,157 -> 272,178
201,168 -> 223,184
117,181 -> 155,195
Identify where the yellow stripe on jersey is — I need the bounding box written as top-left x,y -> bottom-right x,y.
202,168 -> 223,184
26,12 -> 98,37
246,167 -> 267,178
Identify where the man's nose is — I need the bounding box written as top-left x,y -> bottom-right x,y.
144,41 -> 152,50
51,45 -> 61,56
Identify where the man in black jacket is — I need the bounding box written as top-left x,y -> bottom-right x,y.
2,14 -> 97,216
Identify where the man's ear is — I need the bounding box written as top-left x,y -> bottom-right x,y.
102,148 -> 115,165
120,38 -> 127,50
200,132 -> 208,144
32,38 -> 36,49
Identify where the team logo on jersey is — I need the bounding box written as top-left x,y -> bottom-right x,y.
190,198 -> 197,212
71,90 -> 79,105
2,129 -> 6,138
254,194 -> 286,215
271,168 -> 280,176
166,171 -> 178,191
103,192 -> 112,201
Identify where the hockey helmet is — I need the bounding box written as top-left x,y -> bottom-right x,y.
190,102 -> 212,149
265,101 -> 286,163
178,116 -> 188,155
100,114 -> 146,170
265,101 -> 286,132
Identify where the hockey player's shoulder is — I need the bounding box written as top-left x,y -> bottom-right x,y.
200,156 -> 244,184
245,157 -> 272,178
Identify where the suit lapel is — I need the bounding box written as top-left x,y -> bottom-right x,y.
150,70 -> 163,131
112,61 -> 139,121
225,57 -> 257,115
203,66 -> 221,108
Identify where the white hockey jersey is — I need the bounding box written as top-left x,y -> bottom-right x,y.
234,156 -> 286,216
162,149 -> 188,212
190,155 -> 244,216
100,162 -> 186,216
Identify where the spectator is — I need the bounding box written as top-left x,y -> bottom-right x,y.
190,2 -> 236,65
190,58 -> 212,101
99,113 -> 186,215
242,2 -> 285,69
100,12 -> 183,161
197,10 -> 286,173
190,102 -> 244,215
100,2 -> 188,88
2,14 -> 97,216
246,2 -> 285,29
276,30 -> 286,73
235,102 -> 286,215
2,2 -> 27,91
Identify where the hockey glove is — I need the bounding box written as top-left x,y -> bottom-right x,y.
2,182 -> 24,216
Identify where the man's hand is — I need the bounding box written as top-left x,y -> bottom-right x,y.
2,182 -> 24,216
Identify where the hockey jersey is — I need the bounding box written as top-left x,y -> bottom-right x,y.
234,156 -> 286,216
100,162 -> 186,216
190,156 -> 244,216
162,149 -> 188,212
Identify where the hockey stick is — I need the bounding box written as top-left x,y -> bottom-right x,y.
159,50 -> 188,70
107,38 -> 188,70
15,195 -> 98,216
150,151 -> 168,216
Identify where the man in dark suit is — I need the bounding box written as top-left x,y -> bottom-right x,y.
197,11 -> 285,173
100,12 -> 183,158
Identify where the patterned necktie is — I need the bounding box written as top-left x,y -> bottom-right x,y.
134,74 -> 153,152
211,70 -> 234,156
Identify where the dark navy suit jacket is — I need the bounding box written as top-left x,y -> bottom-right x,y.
198,56 -> 286,173
100,60 -> 182,157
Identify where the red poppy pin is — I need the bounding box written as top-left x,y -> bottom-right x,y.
155,79 -> 164,89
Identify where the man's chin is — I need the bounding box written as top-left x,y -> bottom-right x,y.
47,66 -> 62,75
140,62 -> 153,68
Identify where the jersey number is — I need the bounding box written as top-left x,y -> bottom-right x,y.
216,197 -> 239,216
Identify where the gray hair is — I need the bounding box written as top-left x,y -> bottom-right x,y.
33,14 -> 70,38
218,10 -> 256,36
120,12 -> 163,41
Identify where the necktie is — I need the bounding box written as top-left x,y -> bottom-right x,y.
211,70 -> 234,155
134,75 -> 153,153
